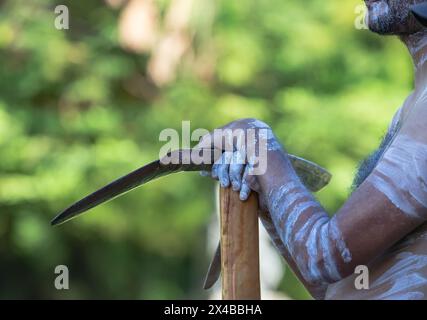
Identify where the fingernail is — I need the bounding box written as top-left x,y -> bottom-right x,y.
240,191 -> 248,201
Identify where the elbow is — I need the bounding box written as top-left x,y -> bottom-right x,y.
294,245 -> 348,288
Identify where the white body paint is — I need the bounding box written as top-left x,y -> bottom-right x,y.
368,134 -> 427,219
373,252 -> 427,300
406,30 -> 427,69
330,219 -> 352,264
248,119 -> 283,151
366,1 -> 391,32
370,1 -> 390,19
320,223 -> 341,281
415,47 -> 427,69
325,228 -> 427,300
267,182 -> 352,285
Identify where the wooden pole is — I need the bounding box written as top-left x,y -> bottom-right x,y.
220,187 -> 261,300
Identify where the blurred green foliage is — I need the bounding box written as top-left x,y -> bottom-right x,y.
0,0 -> 414,299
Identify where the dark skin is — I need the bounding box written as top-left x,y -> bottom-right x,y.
199,0 -> 427,299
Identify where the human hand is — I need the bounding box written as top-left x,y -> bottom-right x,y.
196,118 -> 286,208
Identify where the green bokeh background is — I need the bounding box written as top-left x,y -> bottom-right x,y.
0,0 -> 414,299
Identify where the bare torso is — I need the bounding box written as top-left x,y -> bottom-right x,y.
326,95 -> 427,300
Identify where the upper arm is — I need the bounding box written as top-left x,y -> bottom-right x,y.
333,104 -> 427,277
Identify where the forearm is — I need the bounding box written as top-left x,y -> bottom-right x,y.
259,151 -> 352,290
259,209 -> 328,299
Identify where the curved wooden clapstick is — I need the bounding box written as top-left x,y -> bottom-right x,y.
220,187 -> 260,300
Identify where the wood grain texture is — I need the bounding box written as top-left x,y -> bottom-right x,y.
220,187 -> 261,300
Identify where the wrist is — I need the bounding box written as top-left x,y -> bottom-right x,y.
258,149 -> 295,194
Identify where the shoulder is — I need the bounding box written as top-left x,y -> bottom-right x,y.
372,132 -> 427,220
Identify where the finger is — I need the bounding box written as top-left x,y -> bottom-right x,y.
218,151 -> 232,188
240,164 -> 253,201
211,151 -> 228,180
229,150 -> 245,191
211,161 -> 220,179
